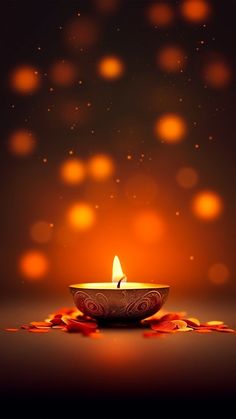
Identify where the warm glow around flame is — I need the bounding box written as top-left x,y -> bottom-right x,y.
112,255 -> 126,283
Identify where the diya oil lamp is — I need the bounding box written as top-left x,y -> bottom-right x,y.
70,256 -> 169,323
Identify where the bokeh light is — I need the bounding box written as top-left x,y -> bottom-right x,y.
30,221 -> 53,244
176,167 -> 199,189
157,45 -> 186,72
50,60 -> 77,86
154,114 -> 187,143
87,154 -> 114,181
97,56 -> 124,80
180,0 -> 211,23
203,60 -> 232,89
60,158 -> 86,185
10,65 -> 40,94
67,203 -> 96,231
19,250 -> 49,280
64,17 -> 100,49
133,210 -> 165,243
125,174 -> 158,204
146,2 -> 174,27
192,191 -> 223,220
208,263 -> 230,284
8,129 -> 36,156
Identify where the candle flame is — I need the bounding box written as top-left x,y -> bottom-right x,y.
112,255 -> 126,283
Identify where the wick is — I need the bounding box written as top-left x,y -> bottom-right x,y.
117,276 -> 126,289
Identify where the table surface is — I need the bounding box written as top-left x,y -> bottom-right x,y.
1,298 -> 235,419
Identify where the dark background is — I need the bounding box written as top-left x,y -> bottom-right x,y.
0,1 -> 235,418
1,0 -> 236,300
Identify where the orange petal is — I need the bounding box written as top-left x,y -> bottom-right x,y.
175,327 -> 193,332
65,319 -> 98,334
30,321 -> 52,328
205,320 -> 224,326
151,320 -> 176,332
215,328 -> 236,333
186,317 -> 200,326
171,320 -> 188,329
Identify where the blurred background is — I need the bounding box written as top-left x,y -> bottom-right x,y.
1,0 -> 235,301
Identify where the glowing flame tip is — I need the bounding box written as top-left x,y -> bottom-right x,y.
112,255 -> 126,283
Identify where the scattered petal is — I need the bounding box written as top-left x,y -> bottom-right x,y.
65,319 -> 98,335
175,327 -> 193,332
171,320 -> 188,329
204,321 -> 224,326
49,317 -> 64,326
185,317 -> 200,326
214,328 -> 236,333
30,321 -> 52,328
151,320 -> 176,333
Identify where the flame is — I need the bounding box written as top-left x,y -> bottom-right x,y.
112,255 -> 126,283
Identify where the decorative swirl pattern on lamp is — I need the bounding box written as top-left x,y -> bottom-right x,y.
74,291 -> 109,317
72,288 -> 169,321
125,290 -> 162,318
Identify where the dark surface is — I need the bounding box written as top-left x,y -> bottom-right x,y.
1,299 -> 235,418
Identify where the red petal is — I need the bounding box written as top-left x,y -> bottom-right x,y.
50,317 -> 64,326
151,320 -> 176,333
184,319 -> 201,327
65,319 -> 98,335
